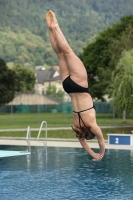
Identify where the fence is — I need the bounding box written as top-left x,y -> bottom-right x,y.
0,102 -> 112,114
0,92 -> 113,114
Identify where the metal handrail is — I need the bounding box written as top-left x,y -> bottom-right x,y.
37,121 -> 47,146
26,126 -> 31,152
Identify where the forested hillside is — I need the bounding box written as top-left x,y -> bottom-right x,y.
0,0 -> 133,67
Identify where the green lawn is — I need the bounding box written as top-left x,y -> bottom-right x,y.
0,112 -> 133,128
0,113 -> 133,140
0,113 -> 73,128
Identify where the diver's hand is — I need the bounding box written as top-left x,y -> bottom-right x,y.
92,153 -> 104,162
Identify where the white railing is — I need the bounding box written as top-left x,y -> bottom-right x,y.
26,126 -> 31,151
37,121 -> 47,146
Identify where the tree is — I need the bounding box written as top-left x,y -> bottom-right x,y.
0,58 -> 16,105
46,85 -> 56,96
46,85 -> 64,102
106,49 -> 133,119
108,25 -> 133,70
12,64 -> 36,92
2,0 -> 133,67
79,16 -> 133,100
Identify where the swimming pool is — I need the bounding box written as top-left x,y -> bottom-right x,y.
0,145 -> 133,200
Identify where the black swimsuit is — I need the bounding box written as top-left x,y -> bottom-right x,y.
63,76 -> 95,140
63,75 -> 89,94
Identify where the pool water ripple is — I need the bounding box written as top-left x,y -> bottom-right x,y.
0,146 -> 133,200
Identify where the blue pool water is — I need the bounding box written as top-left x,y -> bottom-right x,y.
0,146 -> 133,200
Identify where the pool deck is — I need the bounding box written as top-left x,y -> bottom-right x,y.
0,137 -> 133,150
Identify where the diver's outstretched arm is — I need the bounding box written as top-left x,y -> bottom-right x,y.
79,138 -> 104,161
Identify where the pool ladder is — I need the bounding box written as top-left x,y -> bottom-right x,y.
26,126 -> 31,152
26,121 -> 47,150
37,121 -> 47,147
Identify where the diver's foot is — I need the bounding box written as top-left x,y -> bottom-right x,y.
48,10 -> 58,29
46,11 -> 52,28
